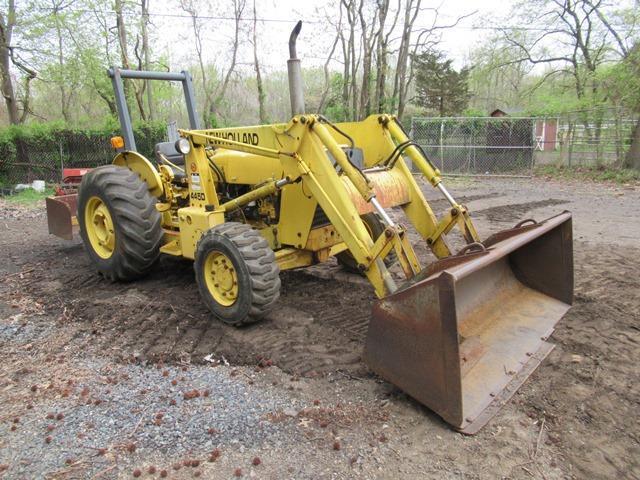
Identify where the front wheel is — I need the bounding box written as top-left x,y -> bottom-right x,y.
337,213 -> 397,274
195,222 -> 281,326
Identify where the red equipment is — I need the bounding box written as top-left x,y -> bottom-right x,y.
53,168 -> 91,196
47,168 -> 91,239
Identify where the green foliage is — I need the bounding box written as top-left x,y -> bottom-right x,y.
413,50 -> 470,116
0,122 -> 167,185
3,187 -> 55,204
461,107 -> 487,117
320,73 -> 350,122
535,164 -> 640,184
599,46 -> 640,113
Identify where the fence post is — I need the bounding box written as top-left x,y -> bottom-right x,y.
568,121 -> 574,167
530,119 -> 535,174
59,139 -> 65,182
439,120 -> 444,173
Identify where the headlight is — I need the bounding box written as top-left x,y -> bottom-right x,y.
175,138 -> 191,155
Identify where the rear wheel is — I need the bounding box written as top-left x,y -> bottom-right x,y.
78,165 -> 162,281
195,222 -> 280,326
337,213 -> 397,274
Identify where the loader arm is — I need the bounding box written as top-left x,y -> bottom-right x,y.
179,113 -> 483,298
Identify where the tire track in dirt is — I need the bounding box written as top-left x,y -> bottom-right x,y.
19,246 -> 376,376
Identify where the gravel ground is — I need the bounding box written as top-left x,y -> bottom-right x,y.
2,359 -> 305,478
0,341 -> 394,479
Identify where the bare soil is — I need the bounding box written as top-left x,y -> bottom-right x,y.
1,176 -> 638,479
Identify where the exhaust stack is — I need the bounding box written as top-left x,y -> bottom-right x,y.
287,21 -> 305,116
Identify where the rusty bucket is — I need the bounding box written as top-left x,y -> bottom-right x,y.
45,194 -> 78,240
364,212 -> 573,434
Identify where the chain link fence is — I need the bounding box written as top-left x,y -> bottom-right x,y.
549,109 -> 638,166
0,126 -> 166,186
411,117 -> 535,175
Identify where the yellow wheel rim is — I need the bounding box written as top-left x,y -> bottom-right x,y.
203,251 -> 238,307
84,196 -> 116,259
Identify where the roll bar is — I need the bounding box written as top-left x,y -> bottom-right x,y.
107,67 -> 201,151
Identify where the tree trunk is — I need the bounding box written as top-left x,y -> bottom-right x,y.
339,31 -> 350,118
115,0 -> 144,119
53,4 -> 70,123
318,31 -> 340,114
373,0 -> 394,114
115,0 -> 130,103
180,0 -> 211,125
252,0 -> 266,123
210,0 -> 245,125
393,0 -> 420,120
342,0 -> 358,120
141,0 -> 154,121
358,1 -> 373,119
0,0 -> 20,124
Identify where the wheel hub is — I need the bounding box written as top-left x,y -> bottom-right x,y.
204,251 -> 238,306
85,196 -> 115,259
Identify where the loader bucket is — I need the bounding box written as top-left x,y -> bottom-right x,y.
364,211 -> 573,434
46,194 -> 78,240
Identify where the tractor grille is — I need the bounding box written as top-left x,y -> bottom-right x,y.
311,204 -> 331,228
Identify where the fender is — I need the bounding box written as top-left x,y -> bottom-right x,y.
113,150 -> 164,198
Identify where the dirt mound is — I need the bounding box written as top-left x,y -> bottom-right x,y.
475,198 -> 569,223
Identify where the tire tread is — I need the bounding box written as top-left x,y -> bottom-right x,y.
78,165 -> 162,281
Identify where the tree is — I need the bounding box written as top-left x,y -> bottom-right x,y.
467,36 -> 533,113
392,1 -> 473,120
49,0 -> 75,122
601,43 -> 640,168
61,2 -> 119,117
180,0 -> 212,124
624,44 -> 640,169
413,50 -> 470,116
373,0 -> 400,113
0,0 -> 37,124
115,0 -> 147,120
0,0 -> 479,128
338,0 -> 358,120
209,0 -> 246,125
317,28 -> 341,114
251,0 -> 266,123
140,0 -> 154,120
392,0 -> 420,120
500,0 -> 635,153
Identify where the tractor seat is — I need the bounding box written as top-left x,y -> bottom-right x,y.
155,141 -> 185,166
154,142 -> 185,182
155,142 -> 186,181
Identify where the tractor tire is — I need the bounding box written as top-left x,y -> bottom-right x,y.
195,222 -> 280,326
78,165 -> 163,281
337,213 -> 397,274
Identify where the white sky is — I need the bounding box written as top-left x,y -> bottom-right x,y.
148,0 -> 506,73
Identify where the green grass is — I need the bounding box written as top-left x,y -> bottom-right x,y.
535,164 -> 640,184
3,187 -> 55,204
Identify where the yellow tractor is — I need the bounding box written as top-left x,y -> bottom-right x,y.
49,22 -> 573,434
